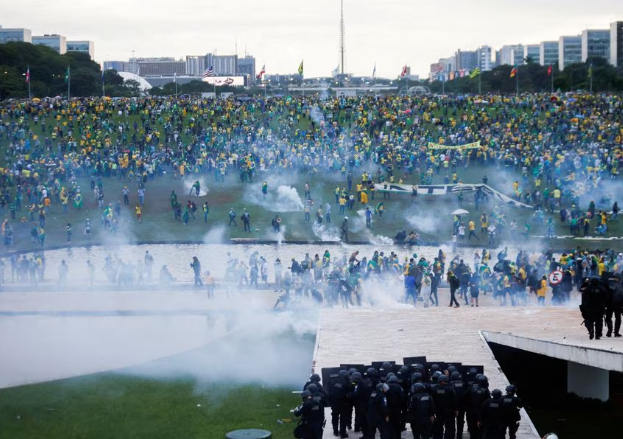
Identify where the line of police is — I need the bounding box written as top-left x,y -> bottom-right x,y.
294,364 -> 522,439
579,272 -> 623,340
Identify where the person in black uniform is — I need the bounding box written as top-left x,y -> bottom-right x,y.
351,371 -> 371,435
431,374 -> 458,439
579,276 -> 608,339
466,375 -> 490,439
605,273 -> 623,338
451,371 -> 468,439
501,385 -> 523,439
385,375 -> 405,439
330,370 -> 352,438
407,382 -> 436,439
293,390 -> 325,439
479,389 -> 504,439
366,383 -> 390,439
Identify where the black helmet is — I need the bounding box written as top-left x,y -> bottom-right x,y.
307,383 -> 318,393
338,370 -> 349,378
413,383 -> 425,393
399,365 -> 410,376
310,373 -> 321,382
382,361 -> 392,370
438,375 -> 449,383
413,363 -> 424,372
351,372 -> 362,381
491,389 -> 502,398
451,371 -> 462,380
430,364 -> 440,372
388,375 -> 399,383
375,383 -> 385,392
506,384 -> 516,394
469,367 -> 478,375
448,365 -> 457,374
411,372 -> 423,382
366,367 -> 378,377
301,390 -> 312,399
477,375 -> 489,387
349,367 -> 358,375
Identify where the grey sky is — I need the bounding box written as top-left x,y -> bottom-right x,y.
2,0 -> 622,77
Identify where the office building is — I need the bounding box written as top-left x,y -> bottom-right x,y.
558,35 -> 582,70
540,41 -> 559,67
130,57 -> 186,76
103,61 -> 128,72
524,44 -> 540,64
0,26 -> 32,43
477,46 -> 493,70
439,56 -> 456,73
67,40 -> 94,59
499,44 -> 524,66
455,50 -> 478,71
611,21 -> 623,67
186,55 -> 206,77
581,29 -> 610,62
237,55 -> 256,80
32,34 -> 66,54
213,55 -> 238,75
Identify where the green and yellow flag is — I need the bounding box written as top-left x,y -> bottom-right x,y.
470,68 -> 481,79
298,60 -> 304,76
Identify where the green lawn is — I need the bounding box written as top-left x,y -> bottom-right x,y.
0,375 -> 301,439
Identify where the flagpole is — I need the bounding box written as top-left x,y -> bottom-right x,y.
551,68 -> 554,94
102,72 -> 105,98
27,65 -> 31,100
478,71 -> 482,95
516,67 -> 519,96
589,65 -> 593,93
67,66 -> 70,99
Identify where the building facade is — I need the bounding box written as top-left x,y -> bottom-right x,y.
32,34 -> 67,54
237,56 -> 256,81
0,26 -> 32,43
66,40 -> 94,59
130,57 -> 186,76
540,41 -> 559,67
185,55 -> 206,77
610,21 -> 623,67
558,35 -> 582,70
523,44 -> 540,64
581,29 -> 610,62
103,61 -> 128,72
499,44 -> 524,66
213,55 -> 237,75
477,46 -> 493,70
455,50 -> 478,71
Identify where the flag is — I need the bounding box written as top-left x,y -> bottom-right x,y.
400,65 -> 407,78
510,65 -> 517,78
372,63 -> 376,78
547,65 -> 552,76
298,60 -> 304,76
173,71 -> 177,82
202,66 -> 215,78
101,70 -> 105,84
588,63 -> 593,79
255,65 -> 265,80
470,67 -> 480,79
26,67 -> 30,83
64,66 -> 70,83
332,65 -> 339,78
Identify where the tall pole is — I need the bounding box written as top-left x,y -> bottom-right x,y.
515,67 -> 519,96
27,65 -> 31,100
67,66 -> 70,100
478,71 -> 482,95
551,68 -> 554,94
442,76 -> 445,96
340,0 -> 345,76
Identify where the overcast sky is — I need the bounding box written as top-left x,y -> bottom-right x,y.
2,0 -> 622,77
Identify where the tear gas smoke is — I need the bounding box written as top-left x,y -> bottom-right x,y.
245,184 -> 304,212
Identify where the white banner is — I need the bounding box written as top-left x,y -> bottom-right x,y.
428,141 -> 481,150
201,76 -> 245,86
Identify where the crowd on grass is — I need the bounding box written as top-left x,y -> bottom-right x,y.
0,93 -> 622,247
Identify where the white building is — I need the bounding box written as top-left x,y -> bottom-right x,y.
540,41 -> 559,67
558,35 -> 582,70
32,34 -> 67,54
581,29 -> 610,62
499,44 -> 524,66
185,55 -> 206,77
0,26 -> 32,44
67,40 -> 94,59
477,46 -> 493,70
213,55 -> 238,75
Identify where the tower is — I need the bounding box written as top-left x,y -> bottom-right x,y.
340,0 -> 345,75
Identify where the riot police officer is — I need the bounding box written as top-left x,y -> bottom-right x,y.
385,375 -> 405,439
451,371 -> 468,439
579,276 -> 608,339
501,385 -> 523,439
366,383 -> 390,439
479,389 -> 505,439
466,375 -> 490,439
431,374 -> 458,439
605,273 -> 623,338
407,383 -> 436,439
329,370 -> 352,438
293,390 -> 324,439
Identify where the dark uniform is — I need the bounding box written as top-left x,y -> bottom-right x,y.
501,385 -> 523,439
385,375 -> 405,439
451,371 -> 468,439
352,371 -> 372,434
466,376 -> 491,439
366,383 -> 390,439
431,375 -> 458,439
293,390 -> 325,439
407,383 -> 436,439
605,274 -> 623,338
480,389 -> 505,439
330,370 -> 352,438
579,276 -> 608,339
